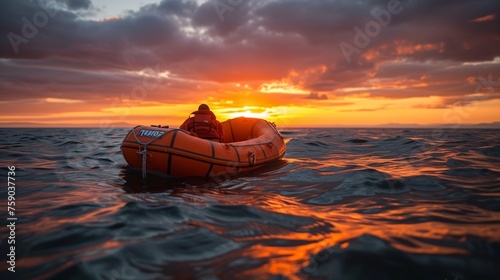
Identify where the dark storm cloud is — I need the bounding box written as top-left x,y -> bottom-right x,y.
0,0 -> 499,102
60,0 -> 92,10
0,0 -> 180,63
192,0 -> 256,36
0,59 -> 139,101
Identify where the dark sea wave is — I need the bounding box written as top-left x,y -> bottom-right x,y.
0,127 -> 499,279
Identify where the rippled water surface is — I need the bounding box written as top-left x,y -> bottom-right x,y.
0,127 -> 499,280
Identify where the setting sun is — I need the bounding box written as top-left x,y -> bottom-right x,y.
223,107 -> 274,120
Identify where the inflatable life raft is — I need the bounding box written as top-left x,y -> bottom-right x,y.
121,117 -> 286,178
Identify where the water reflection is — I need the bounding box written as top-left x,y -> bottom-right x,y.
2,128 -> 499,279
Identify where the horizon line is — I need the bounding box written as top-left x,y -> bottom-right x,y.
1,121 -> 499,129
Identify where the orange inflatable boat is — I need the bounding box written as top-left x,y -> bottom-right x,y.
121,117 -> 286,178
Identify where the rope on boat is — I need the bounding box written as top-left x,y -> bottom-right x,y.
267,121 -> 283,139
131,129 -> 165,179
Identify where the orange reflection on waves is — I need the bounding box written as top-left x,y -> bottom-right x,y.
20,239 -> 124,270
18,187 -> 127,270
317,155 -> 447,178
230,196 -> 352,279
225,191 -> 500,279
21,188 -> 126,236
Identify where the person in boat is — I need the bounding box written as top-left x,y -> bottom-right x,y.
180,104 -> 224,142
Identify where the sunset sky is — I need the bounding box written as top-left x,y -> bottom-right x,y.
1,0 -> 499,127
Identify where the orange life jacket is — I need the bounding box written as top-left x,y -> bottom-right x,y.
182,110 -> 223,142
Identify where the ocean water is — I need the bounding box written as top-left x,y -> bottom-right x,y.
0,127 -> 499,280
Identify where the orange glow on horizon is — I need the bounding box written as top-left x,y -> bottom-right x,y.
1,96 -> 499,128
1,61 -> 499,128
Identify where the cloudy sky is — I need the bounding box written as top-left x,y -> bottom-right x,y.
1,0 -> 499,127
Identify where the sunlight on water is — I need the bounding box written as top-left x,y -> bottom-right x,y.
0,128 -> 499,279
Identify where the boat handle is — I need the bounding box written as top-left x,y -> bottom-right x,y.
248,151 -> 255,166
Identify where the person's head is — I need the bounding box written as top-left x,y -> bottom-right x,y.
198,104 -> 210,111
